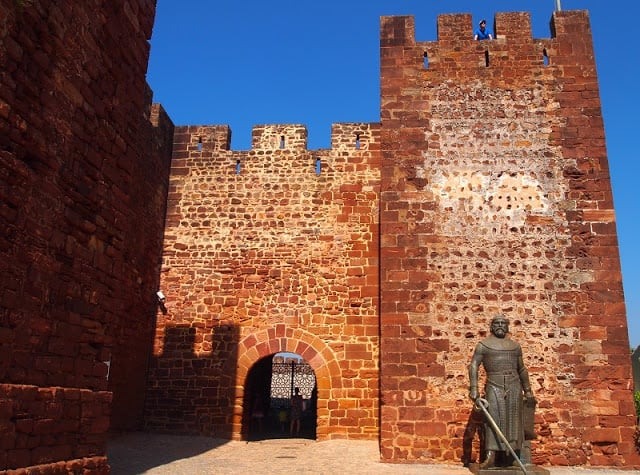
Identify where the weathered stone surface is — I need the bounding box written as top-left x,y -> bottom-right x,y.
0,0 -> 173,471
146,124 -> 381,439
379,11 -> 637,467
1,1 -> 636,471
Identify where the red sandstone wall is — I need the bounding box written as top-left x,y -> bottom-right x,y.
146,123 -> 380,440
0,0 -> 173,471
1,1 -> 635,470
379,12 -> 638,467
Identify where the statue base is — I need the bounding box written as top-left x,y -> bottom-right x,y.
468,463 -> 550,475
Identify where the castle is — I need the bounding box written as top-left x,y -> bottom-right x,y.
1,1 -> 638,472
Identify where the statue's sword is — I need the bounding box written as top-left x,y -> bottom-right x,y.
474,397 -> 528,474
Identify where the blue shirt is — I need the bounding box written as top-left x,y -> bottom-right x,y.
475,27 -> 491,40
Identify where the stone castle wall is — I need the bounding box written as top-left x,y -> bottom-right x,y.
379,12 -> 638,466
146,123 -> 381,439
1,1 -> 637,471
0,0 -> 173,472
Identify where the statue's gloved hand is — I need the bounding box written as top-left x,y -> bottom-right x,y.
524,390 -> 536,404
469,388 -> 479,401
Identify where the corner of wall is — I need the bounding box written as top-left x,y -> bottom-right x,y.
380,15 -> 415,47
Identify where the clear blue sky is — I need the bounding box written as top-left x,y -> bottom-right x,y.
147,1 -> 640,348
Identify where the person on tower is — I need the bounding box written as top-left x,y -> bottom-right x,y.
474,19 -> 493,40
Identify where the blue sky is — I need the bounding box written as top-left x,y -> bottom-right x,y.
147,1 -> 640,347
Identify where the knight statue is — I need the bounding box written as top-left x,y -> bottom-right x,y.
468,315 -> 537,470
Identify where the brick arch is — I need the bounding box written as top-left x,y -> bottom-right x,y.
229,323 -> 342,440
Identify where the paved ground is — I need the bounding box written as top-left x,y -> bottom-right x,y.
107,432 -> 640,475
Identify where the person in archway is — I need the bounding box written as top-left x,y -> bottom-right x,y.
289,387 -> 303,436
251,396 -> 265,435
278,406 -> 288,433
474,19 -> 493,40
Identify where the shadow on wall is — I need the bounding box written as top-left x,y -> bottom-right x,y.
142,324 -> 240,438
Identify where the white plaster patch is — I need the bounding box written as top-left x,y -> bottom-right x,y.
430,170 -> 550,229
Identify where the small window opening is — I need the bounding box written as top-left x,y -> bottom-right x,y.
235,159 -> 241,175
279,135 -> 285,149
484,50 -> 490,67
355,133 -> 361,150
543,48 -> 550,66
315,157 -> 321,175
423,51 -> 429,69
197,137 -> 203,151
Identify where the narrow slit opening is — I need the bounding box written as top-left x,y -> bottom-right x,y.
235,159 -> 241,175
423,51 -> 429,69
315,157 -> 321,175
484,50 -> 490,67
197,137 -> 203,151
279,135 -> 285,149
543,48 -> 550,66
355,133 -> 361,150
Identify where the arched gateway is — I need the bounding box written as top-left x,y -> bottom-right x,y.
230,325 -> 341,441
243,353 -> 317,440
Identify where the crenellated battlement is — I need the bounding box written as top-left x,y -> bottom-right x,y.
383,10 -> 592,44
252,124 -> 308,150
174,125 -> 231,153
434,12 -> 534,43
493,12 -> 533,41
331,123 -> 379,152
382,11 -> 594,82
174,122 -> 379,155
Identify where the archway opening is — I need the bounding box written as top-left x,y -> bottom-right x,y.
243,352 -> 317,441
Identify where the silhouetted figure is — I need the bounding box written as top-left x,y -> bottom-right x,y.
278,407 -> 288,433
251,396 -> 265,435
289,387 -> 303,436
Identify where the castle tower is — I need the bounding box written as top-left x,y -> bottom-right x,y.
379,12 -> 638,465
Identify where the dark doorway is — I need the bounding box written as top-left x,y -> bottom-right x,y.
243,353 -> 317,441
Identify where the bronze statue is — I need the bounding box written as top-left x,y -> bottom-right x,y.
468,315 -> 535,469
